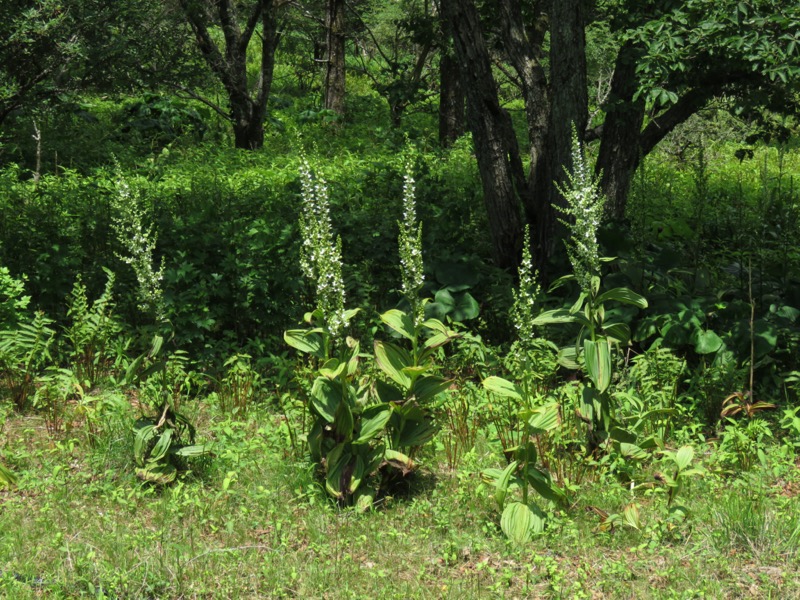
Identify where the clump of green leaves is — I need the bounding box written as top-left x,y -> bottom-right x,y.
0,266 -> 30,328
0,311 -> 55,409
127,336 -> 212,484
64,269 -> 122,388
0,461 -> 15,488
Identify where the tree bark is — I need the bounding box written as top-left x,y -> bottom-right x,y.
441,0 -> 524,269
596,45 -> 646,221
324,0 -> 346,116
437,50 -> 465,147
546,0 -> 588,242
179,0 -> 280,150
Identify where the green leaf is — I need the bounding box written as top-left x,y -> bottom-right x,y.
557,345 -> 581,370
149,429 -> 174,463
596,288 -> 648,309
136,463 -> 176,485
675,446 -> 694,471
501,502 -> 544,545
692,329 -> 723,355
493,460 -> 518,512
310,377 -> 342,423
526,467 -> 565,505
334,397 -> 355,440
623,503 -> 641,530
524,403 -> 561,435
355,405 -> 392,445
433,288 -> 480,322
384,448 -> 413,474
319,358 -> 346,379
325,444 -> 351,499
373,379 -> 404,403
374,340 -> 412,388
584,338 -> 612,393
380,309 -> 415,341
603,322 -> 631,345
133,424 -> 157,467
0,463 -> 16,487
172,444 -> 213,458
396,416 -> 438,447
284,329 -> 324,357
619,442 -> 648,460
411,375 -> 452,403
483,376 -> 524,400
532,309 -> 578,326
349,455 -> 366,494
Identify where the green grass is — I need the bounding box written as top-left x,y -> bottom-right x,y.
2,397 -> 800,599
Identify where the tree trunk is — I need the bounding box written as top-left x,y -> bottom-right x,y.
438,51 -> 464,147
545,0 -> 588,249
324,0 -> 346,116
179,0 -> 279,150
437,13 -> 465,148
441,0 -> 524,269
596,46 -> 645,221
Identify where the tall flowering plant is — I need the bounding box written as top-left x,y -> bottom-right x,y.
398,159 -> 425,327
297,156 -> 349,342
534,130 -> 648,451
481,225 -> 564,544
111,174 -> 165,322
284,155 -> 458,509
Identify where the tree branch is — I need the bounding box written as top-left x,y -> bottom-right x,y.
639,87 -> 714,156
172,84 -> 231,120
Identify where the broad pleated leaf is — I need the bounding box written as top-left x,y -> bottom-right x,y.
284,329 -> 324,356
596,287 -> 648,309
380,309 -> 415,341
482,376 -> 523,400
310,377 -> 342,423
136,463 -> 176,485
355,405 -> 392,445
584,338 -> 612,393
412,375 -> 451,403
384,448 -> 413,474
525,403 -> 561,435
675,446 -> 694,471
0,463 -> 16,487
501,502 -> 544,545
173,443 -> 213,458
374,340 -> 412,388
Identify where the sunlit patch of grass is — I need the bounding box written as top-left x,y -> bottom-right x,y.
2,401 -> 800,599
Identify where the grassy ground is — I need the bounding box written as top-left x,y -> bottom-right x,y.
2,395 -> 800,599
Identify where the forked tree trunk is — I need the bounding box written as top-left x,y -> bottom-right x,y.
180,0 -> 280,150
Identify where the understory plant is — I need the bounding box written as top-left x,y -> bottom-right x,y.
0,311 -> 55,409
64,269 -> 122,388
128,336 -> 212,484
482,226 -> 566,544
535,131 -> 648,452
285,156 -> 456,508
